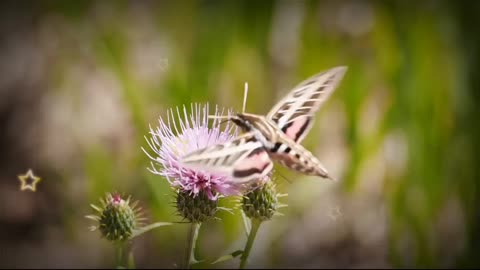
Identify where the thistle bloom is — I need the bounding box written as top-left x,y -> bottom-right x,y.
86,192 -> 143,242
143,103 -> 241,200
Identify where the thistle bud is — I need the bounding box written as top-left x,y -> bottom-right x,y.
242,181 -> 279,221
176,190 -> 218,223
87,193 -> 142,242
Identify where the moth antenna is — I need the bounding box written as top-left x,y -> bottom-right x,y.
218,119 -> 230,126
242,82 -> 248,113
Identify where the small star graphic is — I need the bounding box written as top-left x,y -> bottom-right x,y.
328,206 -> 343,221
18,169 -> 41,192
159,58 -> 169,70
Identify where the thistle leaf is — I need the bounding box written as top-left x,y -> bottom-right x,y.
211,250 -> 243,264
131,222 -> 173,239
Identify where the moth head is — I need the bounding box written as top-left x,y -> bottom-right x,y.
231,113 -> 251,132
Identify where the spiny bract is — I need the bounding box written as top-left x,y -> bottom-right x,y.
242,181 -> 279,221
176,190 -> 218,223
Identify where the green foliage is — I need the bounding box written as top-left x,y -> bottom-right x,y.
34,0 -> 480,268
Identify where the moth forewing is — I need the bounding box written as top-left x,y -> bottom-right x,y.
267,66 -> 347,142
179,132 -> 274,184
181,133 -> 254,165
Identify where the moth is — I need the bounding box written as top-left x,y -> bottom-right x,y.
180,66 -> 347,184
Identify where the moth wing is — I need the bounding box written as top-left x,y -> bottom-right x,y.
180,132 -> 273,184
267,66 -> 347,143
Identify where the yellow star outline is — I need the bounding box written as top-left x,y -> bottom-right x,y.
18,169 -> 41,192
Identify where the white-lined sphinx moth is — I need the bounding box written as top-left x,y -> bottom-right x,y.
180,66 -> 347,184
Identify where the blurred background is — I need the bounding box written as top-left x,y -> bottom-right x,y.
0,0 -> 479,268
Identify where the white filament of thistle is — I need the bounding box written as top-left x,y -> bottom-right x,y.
207,115 -> 230,119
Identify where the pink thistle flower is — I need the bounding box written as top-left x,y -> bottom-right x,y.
143,103 -> 242,200
111,193 -> 122,205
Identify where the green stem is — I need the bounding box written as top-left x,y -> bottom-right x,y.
128,248 -> 136,269
115,242 -> 135,269
240,210 -> 251,237
184,222 -> 201,269
115,242 -> 125,268
239,219 -> 262,269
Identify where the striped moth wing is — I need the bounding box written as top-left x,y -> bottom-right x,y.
267,66 -> 347,143
180,132 -> 273,184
